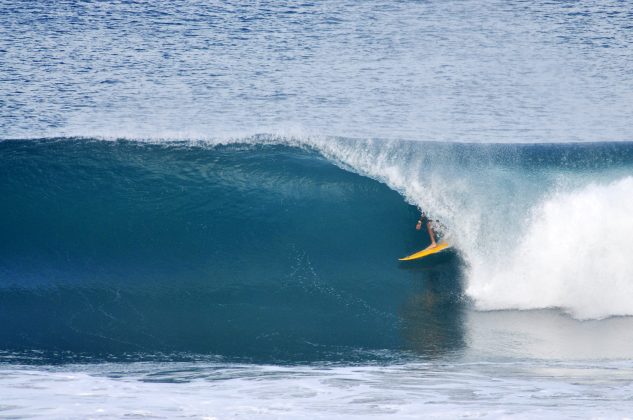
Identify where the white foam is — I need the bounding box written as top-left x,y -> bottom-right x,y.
466,177 -> 633,319
2,361 -> 633,419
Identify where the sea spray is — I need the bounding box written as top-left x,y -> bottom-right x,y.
467,177 -> 633,319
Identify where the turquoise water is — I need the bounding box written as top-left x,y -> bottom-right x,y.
0,139 -> 462,361
2,0 -> 633,417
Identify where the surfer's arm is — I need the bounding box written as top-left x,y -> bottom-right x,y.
416,212 -> 427,230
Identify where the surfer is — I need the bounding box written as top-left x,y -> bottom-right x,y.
416,212 -> 438,250
399,212 -> 449,261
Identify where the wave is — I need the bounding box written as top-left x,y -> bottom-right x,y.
317,138 -> 633,320
0,137 -> 465,360
1,135 -> 632,359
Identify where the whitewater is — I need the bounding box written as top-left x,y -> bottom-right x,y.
2,0 -> 633,418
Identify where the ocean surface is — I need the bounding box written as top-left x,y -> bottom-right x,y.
2,1 -> 633,418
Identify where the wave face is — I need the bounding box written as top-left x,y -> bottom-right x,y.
2,137 -> 633,361
0,138 -> 465,361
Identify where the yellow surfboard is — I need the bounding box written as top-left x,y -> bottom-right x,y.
399,241 -> 451,261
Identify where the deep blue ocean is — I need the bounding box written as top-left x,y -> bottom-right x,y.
2,1 -> 633,418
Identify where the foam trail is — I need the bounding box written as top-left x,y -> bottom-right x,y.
467,177 -> 633,319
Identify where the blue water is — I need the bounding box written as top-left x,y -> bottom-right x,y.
2,140 -> 457,362
2,1 -> 633,418
2,0 -> 633,141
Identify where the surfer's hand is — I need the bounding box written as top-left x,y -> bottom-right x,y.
415,220 -> 422,230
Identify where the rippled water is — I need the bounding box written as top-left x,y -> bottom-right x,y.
2,0 -> 633,141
